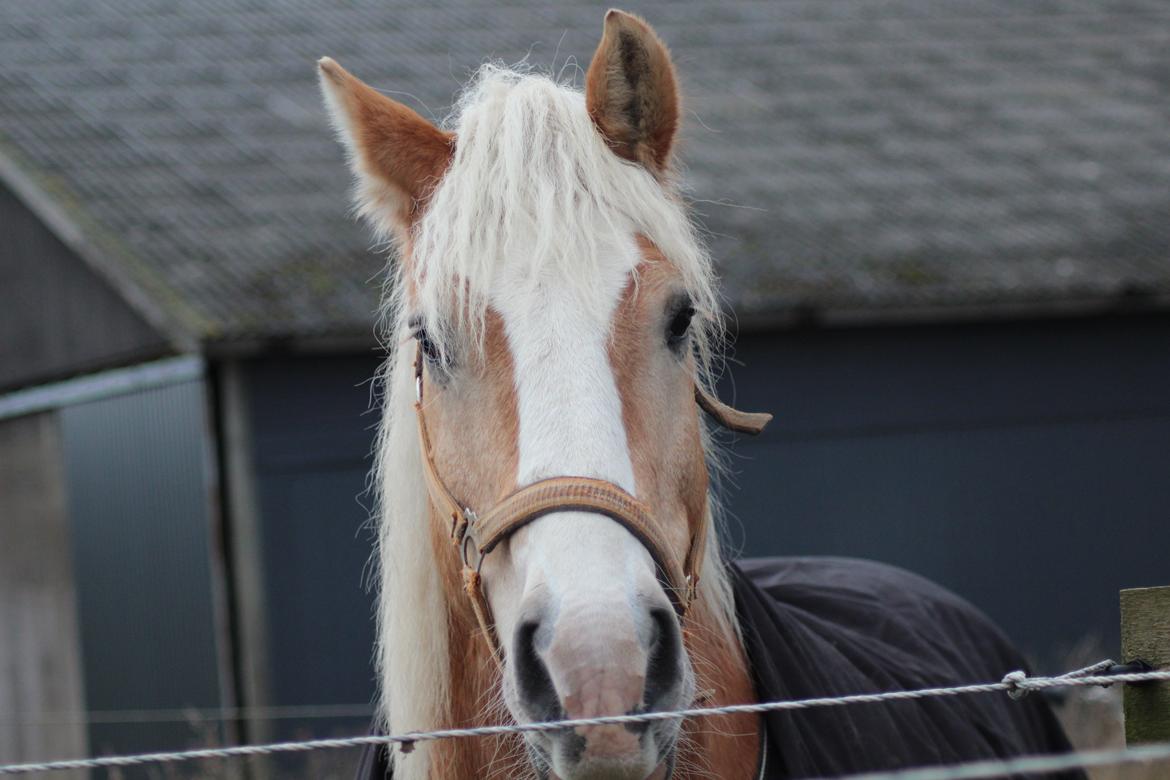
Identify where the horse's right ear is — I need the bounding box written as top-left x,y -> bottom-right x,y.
318,57 -> 453,239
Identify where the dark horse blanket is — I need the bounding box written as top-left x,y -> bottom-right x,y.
358,557 -> 1083,778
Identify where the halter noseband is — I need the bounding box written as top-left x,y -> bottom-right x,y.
413,345 -> 771,659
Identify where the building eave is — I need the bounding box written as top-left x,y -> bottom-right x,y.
201,330 -> 381,360
732,291 -> 1170,333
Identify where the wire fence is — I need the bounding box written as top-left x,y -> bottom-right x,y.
0,703 -> 374,727
1,661 -> 1167,777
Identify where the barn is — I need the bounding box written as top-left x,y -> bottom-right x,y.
1,0 -> 1168,771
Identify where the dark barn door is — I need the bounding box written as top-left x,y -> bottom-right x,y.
717,315 -> 1170,668
223,354 -> 382,770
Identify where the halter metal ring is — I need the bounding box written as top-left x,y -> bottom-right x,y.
459,508 -> 482,571
461,529 -> 482,572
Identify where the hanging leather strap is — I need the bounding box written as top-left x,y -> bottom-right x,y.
413,345 -> 771,657
695,385 -> 773,434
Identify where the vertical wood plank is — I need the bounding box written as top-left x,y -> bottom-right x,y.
0,413 -> 88,775
1121,586 -> 1170,744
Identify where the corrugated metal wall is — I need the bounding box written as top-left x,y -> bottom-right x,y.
59,377 -> 228,766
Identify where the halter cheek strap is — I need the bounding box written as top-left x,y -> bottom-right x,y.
413,345 -> 771,658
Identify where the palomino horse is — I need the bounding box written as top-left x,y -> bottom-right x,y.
319,10 -> 1078,780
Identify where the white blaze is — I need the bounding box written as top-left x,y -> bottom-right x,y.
496,235 -> 639,492
487,232 -> 661,725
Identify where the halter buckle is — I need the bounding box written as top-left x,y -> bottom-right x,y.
451,507 -> 476,543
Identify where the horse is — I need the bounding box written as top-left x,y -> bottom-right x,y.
318,10 -> 1080,780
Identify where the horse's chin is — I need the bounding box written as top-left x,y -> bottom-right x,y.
527,728 -> 676,780
545,753 -> 673,780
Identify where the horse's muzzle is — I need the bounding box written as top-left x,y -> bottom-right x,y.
512,591 -> 688,780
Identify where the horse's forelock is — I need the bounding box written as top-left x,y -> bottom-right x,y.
402,66 -> 719,367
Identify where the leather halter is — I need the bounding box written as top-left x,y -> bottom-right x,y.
413,345 -> 771,659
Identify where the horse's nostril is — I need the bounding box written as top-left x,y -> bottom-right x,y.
513,619 -> 562,721
643,607 -> 683,712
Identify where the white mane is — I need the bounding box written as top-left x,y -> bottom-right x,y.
371,65 -> 737,779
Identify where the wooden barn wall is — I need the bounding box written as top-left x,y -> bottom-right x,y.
719,313 -> 1170,669
0,412 -> 87,772
0,184 -> 169,392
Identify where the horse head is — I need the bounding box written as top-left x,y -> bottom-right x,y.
321,11 -> 765,779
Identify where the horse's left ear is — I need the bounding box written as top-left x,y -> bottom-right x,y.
318,57 -> 453,240
585,10 -> 679,174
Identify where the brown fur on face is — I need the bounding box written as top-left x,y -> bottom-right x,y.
610,238 -> 761,779
609,239 -> 707,564
419,310 -> 527,776
318,57 -> 453,233
423,310 -> 521,516
585,10 -> 680,173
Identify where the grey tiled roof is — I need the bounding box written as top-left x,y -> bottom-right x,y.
2,1 -> 1169,341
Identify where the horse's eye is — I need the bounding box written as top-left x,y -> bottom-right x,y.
666,300 -> 695,349
412,324 -> 442,365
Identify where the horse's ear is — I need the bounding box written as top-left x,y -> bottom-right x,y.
318,57 -> 453,238
585,10 -> 679,174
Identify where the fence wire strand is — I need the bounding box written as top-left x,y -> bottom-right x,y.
1,662 -> 1167,777
0,703 -> 375,727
